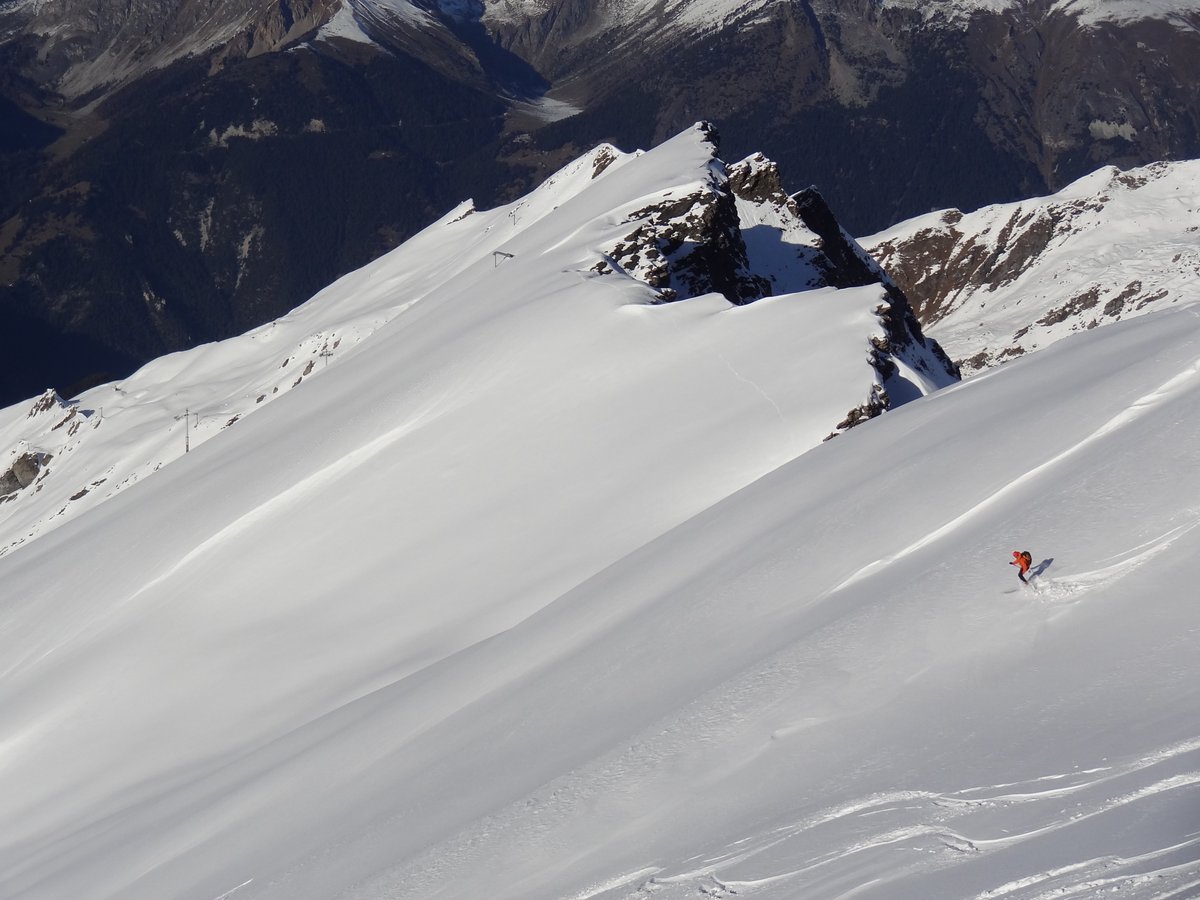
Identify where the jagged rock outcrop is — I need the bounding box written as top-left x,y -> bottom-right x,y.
27,389 -> 69,418
0,452 -> 49,498
592,123 -> 959,435
594,125 -> 769,304
794,187 -> 958,387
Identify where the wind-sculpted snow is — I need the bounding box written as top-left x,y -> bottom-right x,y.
1,127 -> 1199,899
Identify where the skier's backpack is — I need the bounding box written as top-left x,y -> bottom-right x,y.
1020,551 -> 1032,567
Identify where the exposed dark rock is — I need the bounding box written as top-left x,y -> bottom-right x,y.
870,199 -> 1095,326
596,126 -> 770,305
794,187 -> 959,392
827,383 -> 891,442
0,451 -> 50,497
1038,287 -> 1103,326
727,153 -> 792,208
27,389 -> 68,417
793,187 -> 885,290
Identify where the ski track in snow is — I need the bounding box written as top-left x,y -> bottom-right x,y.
211,879 -> 254,900
832,357 -> 1200,593
624,736 -> 1200,899
1029,517 -> 1200,610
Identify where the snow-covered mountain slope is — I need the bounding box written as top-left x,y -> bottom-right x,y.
3,221 -> 1200,898
879,0 -> 1200,27
0,0 -> 340,101
475,0 -> 798,39
0,123 -> 953,558
480,0 -> 1200,36
864,158 -> 1200,373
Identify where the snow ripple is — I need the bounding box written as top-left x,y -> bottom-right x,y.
621,737 -> 1200,899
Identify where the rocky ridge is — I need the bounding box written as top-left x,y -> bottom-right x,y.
864,158 -> 1200,374
591,124 -> 959,434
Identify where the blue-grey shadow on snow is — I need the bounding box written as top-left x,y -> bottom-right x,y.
1033,558 -> 1054,577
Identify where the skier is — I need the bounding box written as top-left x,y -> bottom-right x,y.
1010,550 -> 1033,584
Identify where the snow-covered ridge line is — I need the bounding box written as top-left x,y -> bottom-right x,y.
475,0 -> 1200,34
0,123 -> 954,561
864,158 -> 1200,373
878,0 -> 1200,27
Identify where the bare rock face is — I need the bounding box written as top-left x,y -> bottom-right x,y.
0,452 -> 50,497
27,389 -> 69,418
788,186 -> 959,435
726,153 -> 793,208
793,187 -> 956,374
870,201 -> 1095,327
866,159 -> 1200,374
593,124 -> 769,304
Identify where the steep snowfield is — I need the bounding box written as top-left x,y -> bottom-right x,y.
2,128 -> 1199,898
865,159 -> 1200,373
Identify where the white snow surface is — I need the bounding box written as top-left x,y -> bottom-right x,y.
317,2 -> 378,44
508,94 -> 583,123
879,0 -> 1200,26
865,158 -> 1200,372
319,0 -> 437,45
479,0 -> 779,37
477,0 -> 1200,33
3,128 -> 1200,899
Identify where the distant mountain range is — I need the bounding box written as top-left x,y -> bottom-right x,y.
2,0 -> 1199,404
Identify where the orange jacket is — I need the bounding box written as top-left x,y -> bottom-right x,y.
1011,551 -> 1031,574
